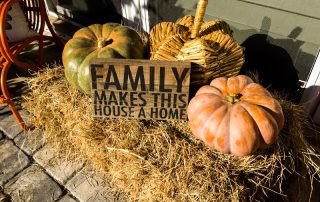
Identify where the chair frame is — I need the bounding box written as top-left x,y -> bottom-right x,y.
0,0 -> 63,130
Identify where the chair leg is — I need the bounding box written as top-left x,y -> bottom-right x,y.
46,23 -> 64,48
38,36 -> 45,66
0,61 -> 34,130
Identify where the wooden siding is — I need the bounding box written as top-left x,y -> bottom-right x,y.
148,0 -> 320,82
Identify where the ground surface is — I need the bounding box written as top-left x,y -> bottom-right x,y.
0,110 -> 124,202
0,15 -> 125,202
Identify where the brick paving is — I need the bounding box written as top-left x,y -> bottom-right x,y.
0,110 -> 123,202
0,140 -> 30,186
0,113 -> 25,139
33,145 -> 85,185
4,165 -> 63,202
0,14 -> 127,201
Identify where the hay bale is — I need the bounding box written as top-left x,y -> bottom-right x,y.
23,67 -> 320,201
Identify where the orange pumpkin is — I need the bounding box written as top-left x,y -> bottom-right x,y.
187,75 -> 284,156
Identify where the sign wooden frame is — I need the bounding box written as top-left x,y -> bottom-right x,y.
90,58 -> 191,120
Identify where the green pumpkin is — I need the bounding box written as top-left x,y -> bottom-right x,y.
62,23 -> 145,93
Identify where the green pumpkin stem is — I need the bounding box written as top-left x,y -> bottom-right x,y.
97,38 -> 113,48
225,93 -> 242,104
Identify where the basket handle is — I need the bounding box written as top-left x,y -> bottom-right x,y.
191,0 -> 208,38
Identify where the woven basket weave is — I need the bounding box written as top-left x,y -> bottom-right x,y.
149,0 -> 244,85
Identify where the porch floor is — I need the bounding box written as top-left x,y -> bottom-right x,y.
0,15 -> 124,202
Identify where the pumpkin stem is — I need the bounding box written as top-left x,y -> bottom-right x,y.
97,38 -> 113,48
191,0 -> 208,38
225,93 -> 242,104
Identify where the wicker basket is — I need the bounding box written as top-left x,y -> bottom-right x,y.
149,0 -> 244,85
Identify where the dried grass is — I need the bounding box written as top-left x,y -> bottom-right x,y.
23,67 -> 320,201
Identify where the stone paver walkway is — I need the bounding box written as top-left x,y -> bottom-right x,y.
0,109 -> 124,202
0,14 -> 125,201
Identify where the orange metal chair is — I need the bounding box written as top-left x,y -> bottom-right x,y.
0,0 -> 63,130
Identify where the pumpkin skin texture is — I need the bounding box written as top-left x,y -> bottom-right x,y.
187,75 -> 284,156
62,23 -> 145,93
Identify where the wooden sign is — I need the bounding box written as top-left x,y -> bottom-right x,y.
90,58 -> 191,120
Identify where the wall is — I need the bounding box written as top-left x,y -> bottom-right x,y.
45,0 -> 122,26
148,0 -> 320,85
121,0 -> 149,34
